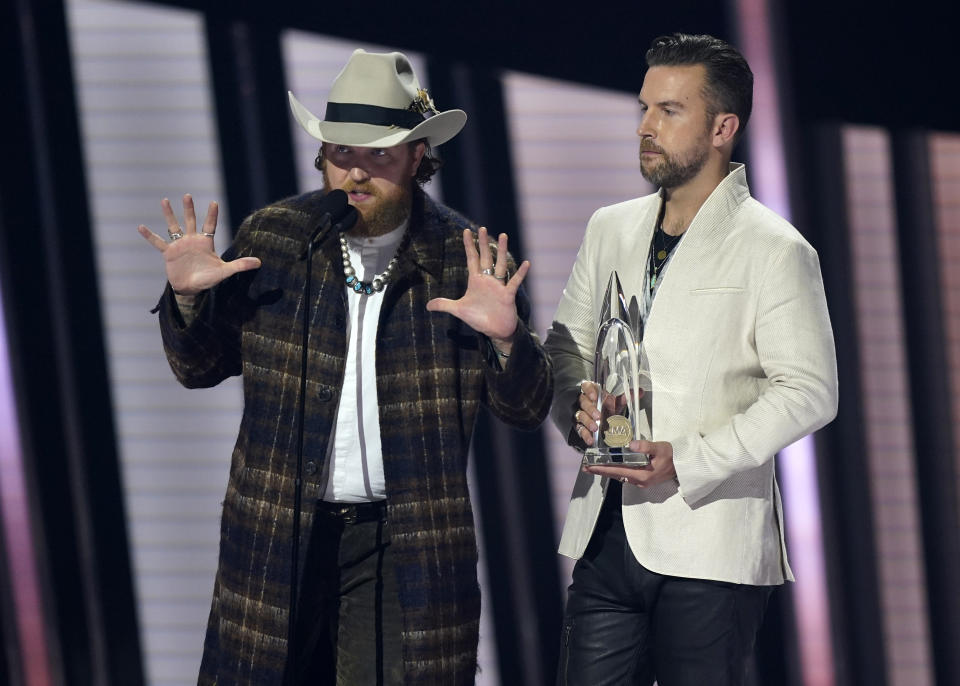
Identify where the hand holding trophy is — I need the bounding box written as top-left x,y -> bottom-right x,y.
582,271 -> 652,467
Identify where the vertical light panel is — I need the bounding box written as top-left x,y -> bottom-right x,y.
928,132 -> 960,532
281,32 -> 494,684
732,1 -> 834,683
503,72 -> 651,587
66,1 -> 242,684
842,125 -> 933,686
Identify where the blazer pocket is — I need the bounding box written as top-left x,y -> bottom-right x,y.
689,286 -> 745,295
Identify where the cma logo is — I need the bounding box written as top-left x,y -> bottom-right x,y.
603,415 -> 632,448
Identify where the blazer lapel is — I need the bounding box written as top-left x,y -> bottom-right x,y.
648,164 -> 751,302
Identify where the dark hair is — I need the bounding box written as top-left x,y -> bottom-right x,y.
645,33 -> 753,141
313,139 -> 442,186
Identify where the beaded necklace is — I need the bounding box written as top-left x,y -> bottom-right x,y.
339,233 -> 402,295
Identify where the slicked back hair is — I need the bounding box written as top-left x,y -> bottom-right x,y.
645,33 -> 753,142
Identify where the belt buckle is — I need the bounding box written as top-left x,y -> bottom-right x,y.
341,505 -> 358,525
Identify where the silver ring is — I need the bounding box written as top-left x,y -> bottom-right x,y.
481,267 -> 495,276
200,232 -> 216,238
493,274 -> 507,282
169,232 -> 184,240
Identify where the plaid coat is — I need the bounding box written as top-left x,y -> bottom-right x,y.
156,188 -> 553,685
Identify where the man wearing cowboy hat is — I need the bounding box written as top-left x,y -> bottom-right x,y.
138,49 -> 552,685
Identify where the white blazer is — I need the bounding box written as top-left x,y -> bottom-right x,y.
545,164 -> 838,585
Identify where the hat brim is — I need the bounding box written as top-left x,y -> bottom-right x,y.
289,91 -> 466,148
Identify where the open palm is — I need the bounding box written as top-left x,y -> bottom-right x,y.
137,194 -> 261,295
426,227 -> 529,343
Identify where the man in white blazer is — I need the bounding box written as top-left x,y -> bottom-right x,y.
545,33 -> 838,685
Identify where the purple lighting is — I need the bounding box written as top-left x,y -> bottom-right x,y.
0,289 -> 53,686
734,0 -> 836,683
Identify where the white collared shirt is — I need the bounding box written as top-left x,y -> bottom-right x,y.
322,221 -> 406,503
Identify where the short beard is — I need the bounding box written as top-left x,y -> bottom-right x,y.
321,166 -> 413,237
639,143 -> 709,190
351,183 -> 412,237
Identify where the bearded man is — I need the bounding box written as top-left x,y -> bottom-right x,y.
544,33 -> 838,685
138,49 -> 552,685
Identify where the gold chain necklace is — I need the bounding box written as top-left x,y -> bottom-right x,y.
649,221 -> 683,293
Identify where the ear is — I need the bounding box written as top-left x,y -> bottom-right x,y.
409,141 -> 427,176
712,113 -> 740,148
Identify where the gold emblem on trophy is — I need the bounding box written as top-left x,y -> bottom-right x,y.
603,415 -> 633,448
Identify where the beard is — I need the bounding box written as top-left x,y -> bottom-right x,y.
322,166 -> 413,237
639,139 -> 710,190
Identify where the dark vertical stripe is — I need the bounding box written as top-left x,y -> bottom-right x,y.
0,498 -> 22,685
204,17 -> 299,228
891,130 -> 960,686
0,0 -> 144,684
427,59 -> 562,685
801,123 -> 887,686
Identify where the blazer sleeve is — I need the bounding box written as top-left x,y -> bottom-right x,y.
543,208 -> 603,448
671,238 -> 839,505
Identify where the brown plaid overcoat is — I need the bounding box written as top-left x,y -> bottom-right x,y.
156,188 -> 553,685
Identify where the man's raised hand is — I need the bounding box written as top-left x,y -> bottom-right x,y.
137,193 -> 261,296
426,226 -> 528,354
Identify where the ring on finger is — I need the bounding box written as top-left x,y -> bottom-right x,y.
481,267 -> 495,276
169,231 -> 184,240
493,273 -> 507,282
200,232 -> 216,238
620,476 -> 629,484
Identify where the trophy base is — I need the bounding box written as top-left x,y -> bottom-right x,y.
582,448 -> 650,467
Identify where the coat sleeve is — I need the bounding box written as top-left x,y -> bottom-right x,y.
156,214 -> 259,389
481,272 -> 555,430
671,239 -> 839,504
482,318 -> 553,430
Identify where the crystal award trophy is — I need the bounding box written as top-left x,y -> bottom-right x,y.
582,272 -> 652,466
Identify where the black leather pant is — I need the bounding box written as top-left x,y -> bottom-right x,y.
557,483 -> 772,686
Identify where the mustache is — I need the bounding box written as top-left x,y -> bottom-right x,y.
639,141 -> 664,154
341,182 -> 379,197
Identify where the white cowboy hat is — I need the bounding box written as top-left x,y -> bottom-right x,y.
288,49 -> 466,148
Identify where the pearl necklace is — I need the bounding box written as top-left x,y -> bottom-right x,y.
339,233 -> 400,295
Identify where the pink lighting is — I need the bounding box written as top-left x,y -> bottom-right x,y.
734,0 -> 836,683
0,293 -> 53,686
780,439 -> 835,685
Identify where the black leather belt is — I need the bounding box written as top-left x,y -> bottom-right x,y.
315,499 -> 387,525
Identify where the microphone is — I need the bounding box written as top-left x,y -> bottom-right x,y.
299,189 -> 353,259
288,186 -> 357,671
332,204 -> 358,234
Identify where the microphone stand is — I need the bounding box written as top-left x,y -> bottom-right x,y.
287,205 -> 355,685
